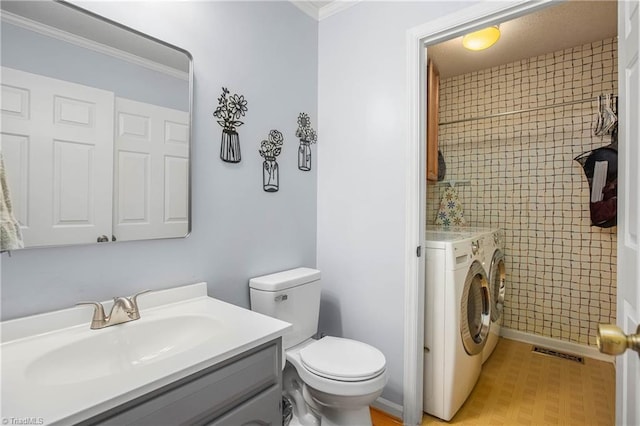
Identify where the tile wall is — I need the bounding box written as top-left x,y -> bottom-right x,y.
428,38 -> 618,346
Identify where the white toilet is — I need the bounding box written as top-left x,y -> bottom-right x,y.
249,267 -> 387,426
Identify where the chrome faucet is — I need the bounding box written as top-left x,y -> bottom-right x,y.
77,290 -> 151,329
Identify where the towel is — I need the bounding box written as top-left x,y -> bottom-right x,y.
0,152 -> 24,251
435,186 -> 467,227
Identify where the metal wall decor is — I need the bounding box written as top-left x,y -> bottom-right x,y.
295,113 -> 317,171
259,130 -> 283,192
213,87 -> 248,163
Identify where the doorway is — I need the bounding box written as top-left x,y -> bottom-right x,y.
404,1 -> 621,424
426,2 -> 617,349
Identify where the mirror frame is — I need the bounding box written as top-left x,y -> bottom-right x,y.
0,0 -> 194,250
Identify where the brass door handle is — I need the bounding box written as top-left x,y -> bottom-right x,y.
597,324 -> 640,357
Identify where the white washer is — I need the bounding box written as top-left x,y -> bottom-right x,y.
481,229 -> 506,364
423,230 -> 491,421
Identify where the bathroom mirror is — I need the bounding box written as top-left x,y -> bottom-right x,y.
0,0 -> 192,249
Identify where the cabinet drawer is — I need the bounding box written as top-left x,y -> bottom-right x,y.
85,341 -> 280,425
207,384 -> 281,426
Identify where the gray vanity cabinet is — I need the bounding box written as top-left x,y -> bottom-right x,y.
206,385 -> 281,426
80,340 -> 282,426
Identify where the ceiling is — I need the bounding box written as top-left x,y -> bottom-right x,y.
428,0 -> 617,78
291,1 -> 617,77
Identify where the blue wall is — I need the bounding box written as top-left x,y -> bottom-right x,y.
0,1 -> 318,320
1,22 -> 189,111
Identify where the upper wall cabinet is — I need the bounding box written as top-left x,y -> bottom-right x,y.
426,59 -> 439,182
0,0 -> 192,249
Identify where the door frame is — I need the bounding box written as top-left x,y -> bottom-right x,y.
403,1 -> 558,424
614,1 -> 639,423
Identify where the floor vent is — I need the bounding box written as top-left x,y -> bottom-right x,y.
532,346 -> 584,364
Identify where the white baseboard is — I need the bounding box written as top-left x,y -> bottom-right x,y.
372,397 -> 403,421
500,327 -> 615,364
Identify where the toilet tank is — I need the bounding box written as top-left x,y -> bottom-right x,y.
249,267 -> 321,350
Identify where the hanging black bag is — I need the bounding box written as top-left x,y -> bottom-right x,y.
574,134 -> 618,228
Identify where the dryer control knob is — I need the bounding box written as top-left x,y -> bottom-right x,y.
472,241 -> 479,255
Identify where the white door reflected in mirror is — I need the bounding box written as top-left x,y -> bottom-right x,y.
0,0 -> 192,249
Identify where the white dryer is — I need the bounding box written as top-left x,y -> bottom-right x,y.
423,230 -> 491,421
481,229 -> 506,364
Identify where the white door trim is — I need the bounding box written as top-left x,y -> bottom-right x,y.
403,1 -> 555,424
615,0 -> 639,423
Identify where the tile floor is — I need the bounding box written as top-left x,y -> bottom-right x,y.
422,338 -> 615,425
372,338 -> 615,426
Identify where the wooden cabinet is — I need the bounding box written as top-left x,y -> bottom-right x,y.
426,59 -> 440,182
80,340 -> 282,426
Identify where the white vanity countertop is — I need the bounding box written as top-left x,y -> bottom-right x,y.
0,282 -> 291,425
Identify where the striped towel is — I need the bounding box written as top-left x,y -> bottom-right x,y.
1,152 -> 24,251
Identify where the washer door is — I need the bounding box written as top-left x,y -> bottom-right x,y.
460,260 -> 491,355
489,249 -> 506,323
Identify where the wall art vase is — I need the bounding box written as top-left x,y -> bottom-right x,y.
220,129 -> 241,163
298,140 -> 311,171
262,157 -> 279,192
295,113 -> 316,171
213,87 -> 248,163
259,130 -> 283,193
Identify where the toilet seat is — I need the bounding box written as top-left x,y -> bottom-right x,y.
286,337 -> 388,397
299,336 -> 386,382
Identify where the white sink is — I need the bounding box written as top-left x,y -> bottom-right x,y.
26,315 -> 224,386
1,282 -> 291,425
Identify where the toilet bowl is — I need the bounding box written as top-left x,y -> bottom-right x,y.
284,338 -> 387,426
249,268 -> 387,426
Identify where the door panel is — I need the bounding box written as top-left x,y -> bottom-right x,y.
113,97 -> 188,241
164,156 -> 189,223
617,0 -> 640,424
53,140 -> 95,225
1,67 -> 114,247
117,151 -> 150,224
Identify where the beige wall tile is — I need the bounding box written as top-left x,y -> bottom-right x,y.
429,37 -> 618,347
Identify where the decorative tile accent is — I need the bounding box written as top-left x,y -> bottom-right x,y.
428,38 -> 617,346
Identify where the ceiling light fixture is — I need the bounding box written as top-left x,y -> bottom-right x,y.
462,25 -> 501,51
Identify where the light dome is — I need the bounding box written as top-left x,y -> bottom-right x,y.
462,26 -> 501,51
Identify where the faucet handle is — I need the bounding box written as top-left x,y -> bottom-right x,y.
76,301 -> 107,329
122,290 -> 151,322
130,289 -> 152,309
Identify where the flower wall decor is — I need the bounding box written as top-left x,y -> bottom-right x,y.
295,112 -> 317,171
259,130 -> 284,192
213,87 -> 248,163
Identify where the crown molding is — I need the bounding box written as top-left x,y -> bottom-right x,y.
318,0 -> 362,20
290,1 -> 320,20
290,1 -> 362,21
1,11 -> 188,81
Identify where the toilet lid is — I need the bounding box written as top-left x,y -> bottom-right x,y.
299,336 -> 386,382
